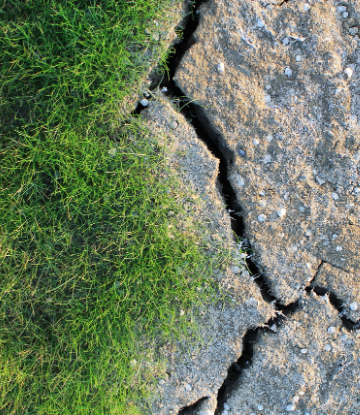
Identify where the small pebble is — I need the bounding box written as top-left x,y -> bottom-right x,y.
222,411 -> 229,415
266,134 -> 273,142
159,379 -> 165,385
286,404 -> 296,411
238,149 -> 246,156
253,138 -> 260,145
350,27 -> 359,36
217,62 -> 225,73
331,192 -> 339,200
328,326 -> 336,334
350,302 -> 358,311
265,84 -> 271,90
344,67 -> 353,79
161,86 -> 168,92
257,18 -> 265,28
224,403 -> 231,411
284,66 -> 293,77
354,187 -> 360,194
337,5 -> 347,13
259,200 -> 267,208
258,214 -> 267,223
293,396 -> 300,403
277,208 -> 287,218
342,12 -> 349,18
295,55 -> 302,62
185,384 -> 192,392
257,404 -> 264,411
282,37 -> 290,45
332,234 -> 338,240
300,348 -> 307,354
237,175 -> 245,187
140,98 -> 149,107
336,246 -> 343,252
180,309 -> 185,316
303,3 -> 310,11
325,344 -> 332,352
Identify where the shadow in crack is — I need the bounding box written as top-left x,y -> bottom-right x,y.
178,397 -> 209,415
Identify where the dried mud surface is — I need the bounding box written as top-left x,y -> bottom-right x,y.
137,0 -> 360,413
176,0 -> 360,307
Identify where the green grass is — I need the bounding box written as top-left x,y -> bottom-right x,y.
0,1 -> 222,414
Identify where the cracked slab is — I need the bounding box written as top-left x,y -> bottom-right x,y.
223,292 -> 360,414
175,0 -> 360,305
141,99 -> 275,415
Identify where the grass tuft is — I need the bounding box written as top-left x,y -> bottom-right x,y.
0,1 -> 221,414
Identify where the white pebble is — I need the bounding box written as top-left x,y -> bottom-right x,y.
238,149 -> 246,156
282,37 -> 290,46
354,187 -> 360,194
265,84 -> 271,90
337,5 -> 346,13
350,302 -> 358,311
257,404 -> 264,410
325,344 -> 332,352
349,27 -> 359,36
286,404 -> 296,411
217,62 -> 225,73
277,208 -> 287,218
342,12 -> 349,18
237,175 -> 245,187
180,309 -> 185,316
185,383 -> 192,392
331,192 -> 339,200
161,86 -> 168,92
284,66 -> 293,77
259,200 -> 267,208
332,234 -> 338,240
140,98 -> 149,107
336,246 -> 343,252
224,402 -> 231,410
303,3 -> 310,11
295,55 -> 302,62
253,138 -> 260,146
265,94 -> 271,103
344,67 -> 353,79
258,214 -> 267,223
300,348 -> 308,354
293,396 -> 300,403
328,326 -> 336,334
257,18 -> 265,28
266,134 -> 273,142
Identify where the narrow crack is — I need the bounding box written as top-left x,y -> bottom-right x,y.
129,0 -> 359,413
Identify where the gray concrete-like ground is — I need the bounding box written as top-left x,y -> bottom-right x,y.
139,0 -> 360,413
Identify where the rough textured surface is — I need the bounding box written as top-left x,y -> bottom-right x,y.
224,293 -> 360,415
142,100 -> 274,415
175,0 -> 360,305
316,262 -> 360,321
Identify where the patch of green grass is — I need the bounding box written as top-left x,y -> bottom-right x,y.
0,1 -> 221,414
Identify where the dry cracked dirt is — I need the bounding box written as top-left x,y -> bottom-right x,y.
136,0 -> 360,414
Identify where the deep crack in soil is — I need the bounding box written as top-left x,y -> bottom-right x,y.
132,1 -> 360,413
